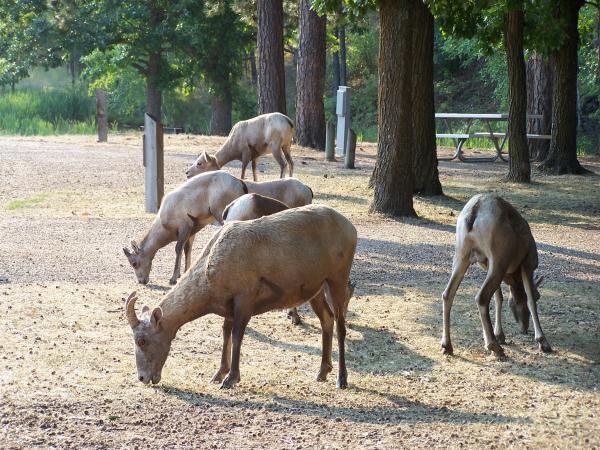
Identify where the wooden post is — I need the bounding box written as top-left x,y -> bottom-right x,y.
95,89 -> 108,142
325,122 -> 336,161
344,128 -> 356,169
143,113 -> 164,213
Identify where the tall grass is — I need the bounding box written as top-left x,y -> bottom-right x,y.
0,88 -> 96,135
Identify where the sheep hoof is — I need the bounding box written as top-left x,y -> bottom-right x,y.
211,370 -> 227,384
169,278 -> 177,286
441,342 -> 454,355
336,377 -> 348,389
537,336 -> 553,353
220,374 -> 240,389
316,365 -> 332,382
487,342 -> 506,359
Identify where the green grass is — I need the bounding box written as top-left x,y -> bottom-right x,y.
5,193 -> 50,210
0,88 -> 96,135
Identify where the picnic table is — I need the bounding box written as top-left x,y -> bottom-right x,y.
435,113 -> 550,162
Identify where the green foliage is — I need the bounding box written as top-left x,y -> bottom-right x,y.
0,88 -> 96,135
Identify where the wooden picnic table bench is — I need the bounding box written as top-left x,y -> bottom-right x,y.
435,113 -> 549,162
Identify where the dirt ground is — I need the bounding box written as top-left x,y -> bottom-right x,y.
0,134 -> 599,449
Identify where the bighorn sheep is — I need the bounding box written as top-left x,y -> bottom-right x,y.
244,178 -> 313,208
441,194 -> 552,357
125,205 -> 357,389
186,112 -> 294,181
223,193 -> 289,223
222,192 -> 306,326
123,171 -> 247,285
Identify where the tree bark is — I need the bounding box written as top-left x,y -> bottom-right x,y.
504,4 -> 530,182
146,51 -> 162,121
369,0 -> 416,217
249,50 -> 258,87
210,85 -> 232,136
526,53 -> 553,161
295,0 -> 326,150
597,5 -> 600,155
338,25 -> 347,86
539,0 -> 587,174
257,0 -> 286,114
332,50 -> 340,94
412,1 -> 442,195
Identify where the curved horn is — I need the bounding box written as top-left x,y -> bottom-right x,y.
125,291 -> 140,328
130,240 -> 140,254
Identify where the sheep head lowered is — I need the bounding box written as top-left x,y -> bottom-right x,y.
125,292 -> 172,384
508,273 -> 544,333
123,240 -> 152,285
187,151 -> 219,178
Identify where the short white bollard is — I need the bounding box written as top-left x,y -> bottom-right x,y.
335,86 -> 350,157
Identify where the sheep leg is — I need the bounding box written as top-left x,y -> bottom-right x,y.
476,265 -> 505,357
169,226 -> 192,285
521,266 -> 552,353
441,252 -> 470,355
220,304 -> 251,389
328,280 -> 349,389
282,142 -> 294,177
240,152 -> 251,180
251,159 -> 258,182
183,233 -> 196,272
309,291 -> 334,382
269,139 -> 287,179
493,288 -> 506,344
211,318 -> 233,383
287,307 -> 301,325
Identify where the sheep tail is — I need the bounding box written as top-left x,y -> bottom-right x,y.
283,114 -> 294,129
465,200 -> 480,232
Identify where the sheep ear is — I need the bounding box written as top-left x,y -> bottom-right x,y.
131,240 -> 140,254
201,150 -> 209,161
208,153 -> 217,163
141,305 -> 150,315
123,247 -> 132,258
150,307 -> 163,328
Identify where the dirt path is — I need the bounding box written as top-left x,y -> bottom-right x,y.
1,134 -> 599,448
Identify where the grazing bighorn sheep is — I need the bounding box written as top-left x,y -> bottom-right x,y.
222,192 -> 309,326
125,205 -> 357,389
123,171 -> 247,285
223,193 -> 289,223
244,178 -> 313,208
186,112 -> 294,181
441,194 -> 551,357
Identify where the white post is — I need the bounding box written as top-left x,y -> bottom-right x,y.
144,113 -> 164,213
335,86 -> 350,156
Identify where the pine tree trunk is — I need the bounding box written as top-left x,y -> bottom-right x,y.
295,0 -> 326,150
210,85 -> 232,136
597,6 -> 600,155
526,53 -> 553,161
539,0 -> 587,174
250,50 -> 258,87
412,1 -> 442,196
338,25 -> 347,86
332,50 -> 340,95
369,0 -> 416,217
505,4 -> 530,182
146,51 -> 162,120
257,0 -> 286,114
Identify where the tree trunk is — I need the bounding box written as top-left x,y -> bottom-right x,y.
210,85 -> 232,136
539,0 -> 587,174
146,51 -> 162,120
504,4 -> 530,182
257,0 -> 286,114
250,50 -> 258,87
526,53 -> 553,161
597,5 -> 600,155
338,25 -> 347,86
369,0 -> 416,217
332,50 -> 340,94
295,0 -> 326,150
412,1 -> 442,196
96,88 -> 108,142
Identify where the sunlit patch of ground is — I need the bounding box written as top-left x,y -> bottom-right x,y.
0,134 -> 599,448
